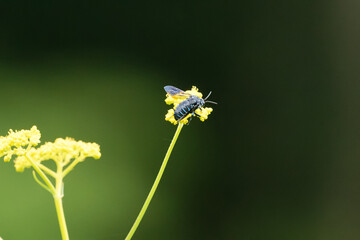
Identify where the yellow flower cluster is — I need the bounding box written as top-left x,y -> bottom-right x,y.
0,126 -> 41,162
164,86 -> 213,125
1,126 -> 101,172
30,138 -> 101,164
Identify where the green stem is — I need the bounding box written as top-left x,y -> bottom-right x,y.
54,196 -> 69,240
125,123 -> 184,240
54,195 -> 68,240
54,163 -> 69,240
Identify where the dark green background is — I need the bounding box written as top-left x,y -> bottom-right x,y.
0,1 -> 359,240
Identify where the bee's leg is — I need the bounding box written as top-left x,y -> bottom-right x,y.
186,113 -> 195,125
185,117 -> 192,125
194,107 -> 203,118
194,112 -> 201,118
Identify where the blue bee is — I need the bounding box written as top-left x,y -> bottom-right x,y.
164,85 -> 217,123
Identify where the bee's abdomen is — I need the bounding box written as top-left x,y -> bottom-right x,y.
174,98 -> 199,120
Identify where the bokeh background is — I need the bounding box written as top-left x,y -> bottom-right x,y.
0,1 -> 359,240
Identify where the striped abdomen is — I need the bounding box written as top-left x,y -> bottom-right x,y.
174,95 -> 204,121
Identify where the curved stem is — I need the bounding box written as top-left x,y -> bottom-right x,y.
32,171 -> 53,194
25,154 -> 56,194
125,123 -> 184,240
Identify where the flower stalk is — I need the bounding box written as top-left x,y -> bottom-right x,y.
126,85 -> 215,239
54,162 -> 69,240
54,196 -> 69,240
125,123 -> 184,240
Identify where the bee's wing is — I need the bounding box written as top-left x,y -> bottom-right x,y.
164,85 -> 190,97
164,85 -> 184,95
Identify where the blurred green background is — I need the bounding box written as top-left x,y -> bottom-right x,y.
0,1 -> 359,240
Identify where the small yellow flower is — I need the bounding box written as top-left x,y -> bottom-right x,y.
0,126 -> 41,162
14,155 -> 28,172
164,86 -> 214,125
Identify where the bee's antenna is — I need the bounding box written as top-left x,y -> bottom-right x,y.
204,91 -> 212,101
204,91 -> 217,104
